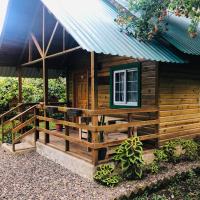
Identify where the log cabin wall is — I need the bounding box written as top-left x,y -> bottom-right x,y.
68,52 -> 158,110
96,55 -> 158,109
158,63 -> 200,145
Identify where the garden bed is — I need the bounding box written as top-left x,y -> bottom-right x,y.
116,161 -> 200,200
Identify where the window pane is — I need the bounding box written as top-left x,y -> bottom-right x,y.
127,92 -> 138,102
127,70 -> 138,81
115,83 -> 120,92
115,73 -> 119,82
114,71 -> 125,103
127,82 -> 138,92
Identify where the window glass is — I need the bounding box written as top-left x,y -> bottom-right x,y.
112,66 -> 139,107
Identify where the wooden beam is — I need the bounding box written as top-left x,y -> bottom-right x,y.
63,27 -> 66,51
42,6 -> 50,144
91,51 -> 98,110
21,58 -> 43,67
31,33 -> 43,58
28,38 -> 32,62
21,46 -> 81,67
45,46 -> 81,59
45,21 -> 59,56
18,67 -> 22,104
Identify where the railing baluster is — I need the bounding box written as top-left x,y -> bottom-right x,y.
64,112 -> 69,151
1,117 -> 4,143
34,107 -> 40,143
12,121 -> 15,152
91,116 -> 99,165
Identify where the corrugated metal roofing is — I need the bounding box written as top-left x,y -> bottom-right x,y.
115,0 -> 200,55
41,0 -> 184,63
164,15 -> 200,55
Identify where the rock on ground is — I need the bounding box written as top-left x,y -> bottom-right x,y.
0,146 -> 199,200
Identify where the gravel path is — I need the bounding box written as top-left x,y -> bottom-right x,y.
0,146 -> 199,200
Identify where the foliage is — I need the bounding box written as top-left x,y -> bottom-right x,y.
115,0 -> 200,41
93,164 -> 121,187
133,168 -> 200,200
148,161 -> 160,174
179,139 -> 199,161
154,149 -> 168,163
162,140 -> 179,163
0,77 -> 66,114
113,136 -> 144,179
146,149 -> 168,174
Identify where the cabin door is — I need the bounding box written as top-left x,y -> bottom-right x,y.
73,71 -> 88,109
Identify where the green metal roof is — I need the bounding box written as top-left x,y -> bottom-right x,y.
115,0 -> 200,55
164,15 -> 200,55
41,0 -> 184,63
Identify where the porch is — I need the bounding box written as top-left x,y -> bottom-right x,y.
0,102 -> 158,166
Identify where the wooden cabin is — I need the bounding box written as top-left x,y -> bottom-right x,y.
0,0 -> 200,167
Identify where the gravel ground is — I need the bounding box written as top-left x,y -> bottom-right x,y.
0,146 -> 199,200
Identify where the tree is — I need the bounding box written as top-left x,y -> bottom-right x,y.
115,0 -> 200,41
0,77 -> 66,113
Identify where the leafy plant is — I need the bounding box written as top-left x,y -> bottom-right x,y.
115,0 -> 200,41
149,161 -> 160,174
93,164 -> 121,187
113,136 -> 144,179
179,139 -> 199,161
162,140 -> 180,163
154,149 -> 168,162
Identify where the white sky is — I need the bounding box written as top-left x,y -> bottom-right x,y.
0,0 -> 9,35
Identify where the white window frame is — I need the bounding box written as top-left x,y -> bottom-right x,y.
113,68 -> 138,106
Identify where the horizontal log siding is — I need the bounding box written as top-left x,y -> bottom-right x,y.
97,55 -> 158,109
159,64 -> 200,145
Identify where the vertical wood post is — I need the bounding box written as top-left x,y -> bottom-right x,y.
64,113 -> 69,151
18,67 -> 23,134
91,52 -> 99,165
12,121 -> 15,152
42,6 -> 49,144
34,107 -> 39,143
18,67 -> 22,104
1,117 -> 4,143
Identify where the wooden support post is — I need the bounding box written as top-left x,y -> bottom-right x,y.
18,67 -> 23,134
18,67 -> 22,104
66,69 -> 70,105
28,38 -> 32,62
128,113 -> 132,137
34,107 -> 39,143
90,52 -> 99,165
91,52 -> 98,110
42,6 -> 50,144
64,113 -> 69,151
92,116 -> 99,165
12,121 -> 15,152
1,117 -> 4,143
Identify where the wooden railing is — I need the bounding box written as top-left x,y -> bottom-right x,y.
1,104 -> 159,165
37,105 -> 159,165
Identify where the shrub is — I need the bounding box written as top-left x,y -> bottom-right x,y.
113,136 -> 144,179
179,139 -> 199,161
162,140 -> 181,163
154,149 -> 168,163
93,164 -> 121,187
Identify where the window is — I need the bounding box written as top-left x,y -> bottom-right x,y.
110,64 -> 140,107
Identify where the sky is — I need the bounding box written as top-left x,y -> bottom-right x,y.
0,0 -> 9,35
